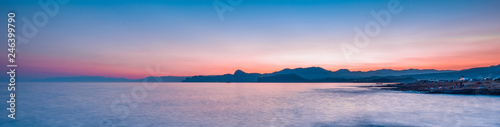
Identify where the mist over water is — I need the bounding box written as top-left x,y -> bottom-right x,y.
1,83 -> 499,127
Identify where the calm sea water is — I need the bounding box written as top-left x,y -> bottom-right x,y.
1,82 -> 499,127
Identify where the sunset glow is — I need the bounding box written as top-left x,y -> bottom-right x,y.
3,0 -> 500,80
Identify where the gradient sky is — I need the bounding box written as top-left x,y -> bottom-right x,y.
1,0 -> 500,80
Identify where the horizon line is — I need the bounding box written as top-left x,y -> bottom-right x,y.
36,64 -> 500,80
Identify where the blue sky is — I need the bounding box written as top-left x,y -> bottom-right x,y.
1,0 -> 500,80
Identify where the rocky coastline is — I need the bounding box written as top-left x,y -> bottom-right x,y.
372,79 -> 500,95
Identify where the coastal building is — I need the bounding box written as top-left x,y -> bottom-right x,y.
494,76 -> 500,81
459,76 -> 471,81
484,77 -> 490,81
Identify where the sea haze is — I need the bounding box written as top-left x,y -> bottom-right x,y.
28,64 -> 500,82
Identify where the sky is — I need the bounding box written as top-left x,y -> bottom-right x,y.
1,0 -> 500,80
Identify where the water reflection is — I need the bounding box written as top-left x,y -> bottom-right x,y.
1,83 -> 499,127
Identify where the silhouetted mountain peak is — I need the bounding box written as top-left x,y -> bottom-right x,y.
277,67 -> 330,73
30,64 -> 500,82
234,69 -> 247,75
376,69 -> 394,72
269,67 -> 333,79
335,69 -> 351,73
302,67 -> 329,71
258,73 -> 309,82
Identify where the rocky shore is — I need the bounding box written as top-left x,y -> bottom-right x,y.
372,80 -> 500,95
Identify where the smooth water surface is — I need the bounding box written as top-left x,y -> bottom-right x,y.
1,83 -> 499,127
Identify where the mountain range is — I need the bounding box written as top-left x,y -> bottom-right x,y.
29,64 -> 500,83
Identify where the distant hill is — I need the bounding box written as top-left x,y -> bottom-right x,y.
30,64 -> 500,83
182,64 -> 499,82
311,76 -> 416,83
135,76 -> 188,82
31,76 -> 135,82
258,73 -> 309,82
402,64 -> 500,80
183,70 -> 260,82
32,76 -> 187,82
265,67 -> 453,79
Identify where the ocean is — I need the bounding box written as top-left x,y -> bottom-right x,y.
1,82 -> 499,127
